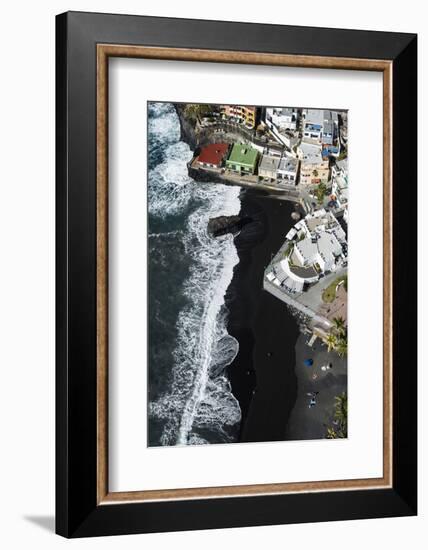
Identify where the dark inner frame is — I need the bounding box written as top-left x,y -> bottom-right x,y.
56,11 -> 417,538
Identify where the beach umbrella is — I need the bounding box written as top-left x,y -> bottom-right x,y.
304,358 -> 313,367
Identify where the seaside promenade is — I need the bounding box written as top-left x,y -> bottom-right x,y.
188,157 -> 303,203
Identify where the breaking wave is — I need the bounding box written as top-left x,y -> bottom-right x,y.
148,102 -> 242,446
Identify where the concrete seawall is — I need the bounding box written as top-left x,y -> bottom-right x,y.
188,163 -> 303,203
263,279 -> 315,317
263,279 -> 332,330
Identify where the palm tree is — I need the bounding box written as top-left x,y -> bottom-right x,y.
326,393 -> 348,438
334,393 -> 348,436
332,317 -> 346,336
325,333 -> 337,353
336,337 -> 348,357
326,427 -> 338,439
184,103 -> 215,120
315,182 -> 327,204
335,393 -> 347,421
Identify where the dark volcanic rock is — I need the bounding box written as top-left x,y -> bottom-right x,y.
208,215 -> 253,238
174,103 -> 198,149
174,103 -> 243,152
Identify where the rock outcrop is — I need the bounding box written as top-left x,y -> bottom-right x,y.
208,215 -> 252,238
174,103 -> 198,150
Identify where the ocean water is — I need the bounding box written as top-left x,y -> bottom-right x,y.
148,102 -> 242,446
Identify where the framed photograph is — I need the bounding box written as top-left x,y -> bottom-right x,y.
56,11 -> 417,537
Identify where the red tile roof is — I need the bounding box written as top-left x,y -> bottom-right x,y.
198,143 -> 229,166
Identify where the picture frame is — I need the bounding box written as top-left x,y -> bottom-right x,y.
56,11 -> 417,538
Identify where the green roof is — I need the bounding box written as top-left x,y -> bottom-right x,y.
226,143 -> 258,168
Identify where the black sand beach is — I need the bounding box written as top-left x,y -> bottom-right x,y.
286,333 -> 347,440
225,190 -> 300,442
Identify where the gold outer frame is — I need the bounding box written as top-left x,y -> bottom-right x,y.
96,45 -> 393,505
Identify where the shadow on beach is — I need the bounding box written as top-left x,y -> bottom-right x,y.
226,190 -> 300,443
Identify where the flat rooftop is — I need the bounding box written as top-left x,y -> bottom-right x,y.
278,156 -> 298,172
259,154 -> 280,172
227,143 -> 258,166
198,143 -> 229,165
304,109 -> 324,126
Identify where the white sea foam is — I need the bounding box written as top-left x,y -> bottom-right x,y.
147,141 -> 194,218
148,230 -> 182,239
148,102 -> 180,145
175,184 -> 242,445
148,102 -> 242,445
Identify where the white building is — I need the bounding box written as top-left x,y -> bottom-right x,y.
264,208 -> 347,296
332,158 -> 348,181
264,107 -> 299,148
266,107 -> 298,131
322,111 -> 339,145
332,158 -> 349,207
302,109 -> 324,142
315,232 -> 343,272
300,209 -> 346,243
277,156 -> 299,185
296,210 -> 346,273
258,154 -> 281,180
292,227 -> 345,277
293,232 -> 344,273
281,131 -> 299,150
294,238 -> 319,266
302,109 -> 339,145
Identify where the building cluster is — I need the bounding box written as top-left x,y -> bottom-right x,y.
220,105 -> 257,129
190,103 -> 350,330
196,141 -> 299,187
265,209 -> 347,295
257,151 -> 300,184
194,104 -> 348,196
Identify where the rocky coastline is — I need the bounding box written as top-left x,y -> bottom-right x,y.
207,215 -> 253,238
174,103 -> 198,150
175,103 -> 263,153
